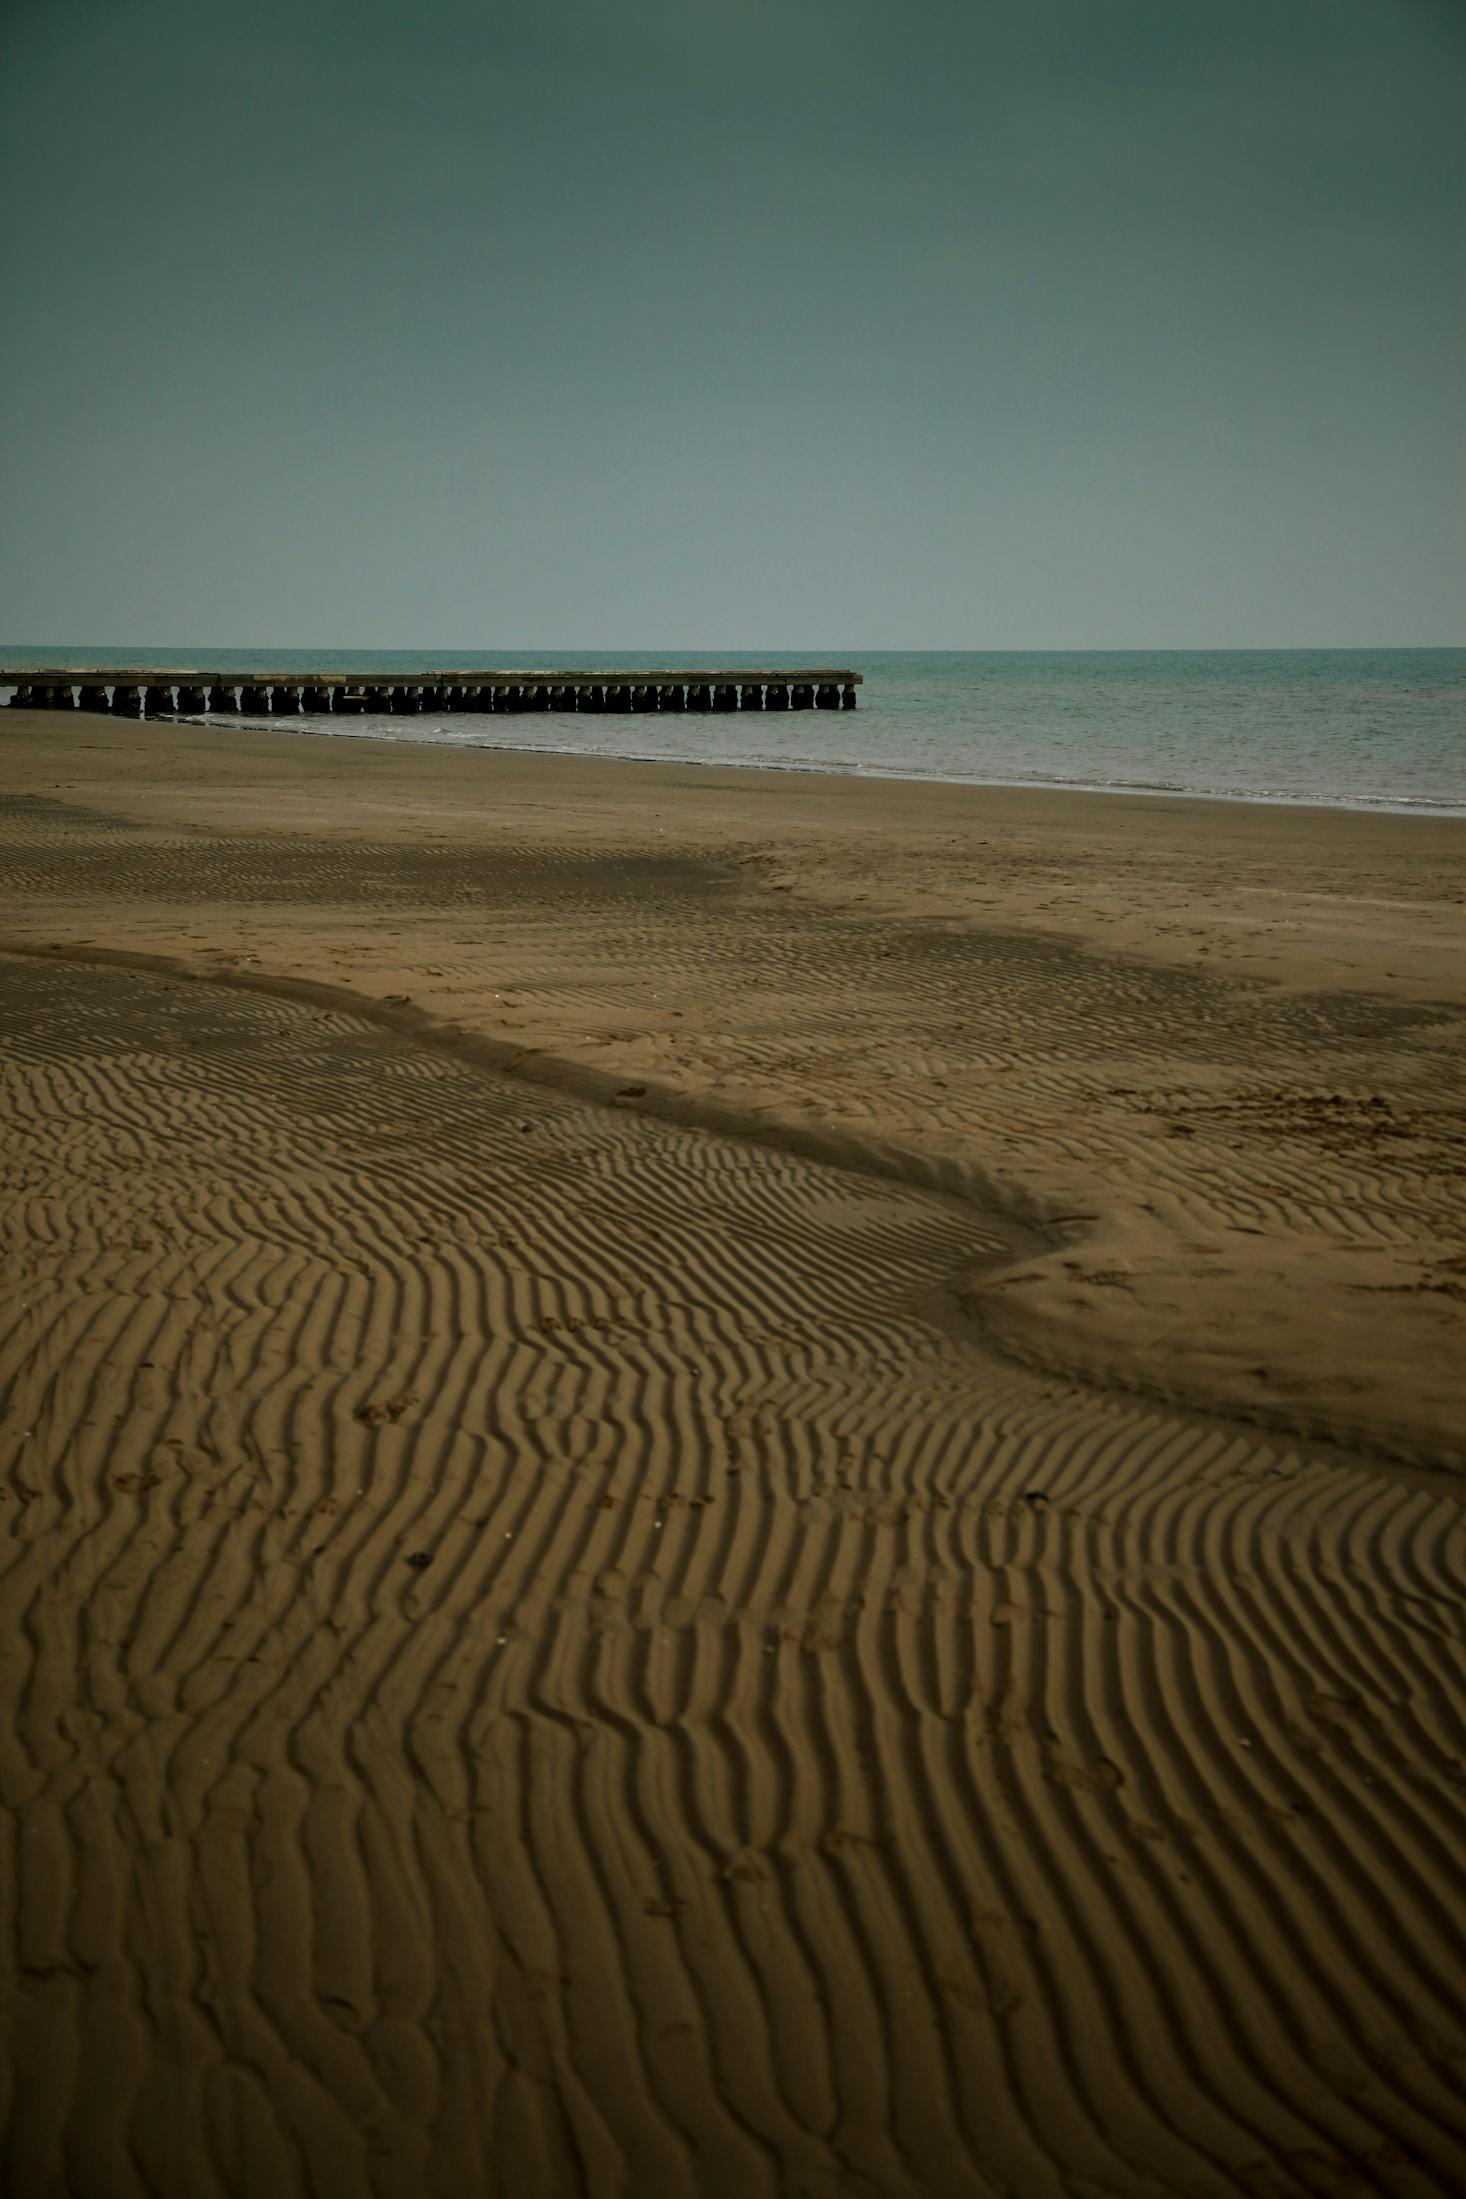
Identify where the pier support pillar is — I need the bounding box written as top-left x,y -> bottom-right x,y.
713,683 -> 736,712
113,685 -> 143,718
687,683 -> 711,712
765,683 -> 790,710
739,682 -> 764,710
79,684 -> 109,715
792,683 -> 815,710
240,685 -> 269,714
273,686 -> 301,717
212,684 -> 239,713
302,686 -> 332,713
145,685 -> 174,717
816,683 -> 839,710
659,683 -> 685,712
840,682 -> 858,709
178,685 -> 207,714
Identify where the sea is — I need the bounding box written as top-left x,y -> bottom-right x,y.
3,648 -> 1462,815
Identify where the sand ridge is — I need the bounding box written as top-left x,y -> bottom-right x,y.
0,721 -> 1462,1465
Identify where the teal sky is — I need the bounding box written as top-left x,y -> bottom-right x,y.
2,0 -> 1462,649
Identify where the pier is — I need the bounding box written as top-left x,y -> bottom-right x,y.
5,667 -> 862,717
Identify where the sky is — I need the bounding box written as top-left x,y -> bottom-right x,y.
1,0 -> 1462,650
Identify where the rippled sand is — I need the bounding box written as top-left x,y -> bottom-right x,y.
1,715 -> 1463,2196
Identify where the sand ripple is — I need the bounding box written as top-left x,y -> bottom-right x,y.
3,954 -> 1464,2197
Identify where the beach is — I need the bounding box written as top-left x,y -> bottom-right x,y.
2,709 -> 1464,2195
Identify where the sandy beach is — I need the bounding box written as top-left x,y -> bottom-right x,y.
2,709 -> 1464,2196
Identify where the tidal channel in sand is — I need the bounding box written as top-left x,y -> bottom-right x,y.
1,713 -> 1464,2196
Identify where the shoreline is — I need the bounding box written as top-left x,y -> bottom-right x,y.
13,696 -> 1464,817
153,708 -> 1466,817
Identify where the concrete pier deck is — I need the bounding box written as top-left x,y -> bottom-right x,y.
5,667 -> 862,716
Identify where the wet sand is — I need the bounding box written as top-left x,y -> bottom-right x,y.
2,711 -> 1464,2196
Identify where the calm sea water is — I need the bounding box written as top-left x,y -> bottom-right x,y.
4,648 -> 1462,814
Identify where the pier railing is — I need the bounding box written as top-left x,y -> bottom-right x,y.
5,668 -> 862,717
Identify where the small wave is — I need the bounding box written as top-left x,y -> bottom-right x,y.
164,714 -> 1466,818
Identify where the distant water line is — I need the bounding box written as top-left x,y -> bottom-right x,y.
3,648 -> 1462,814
